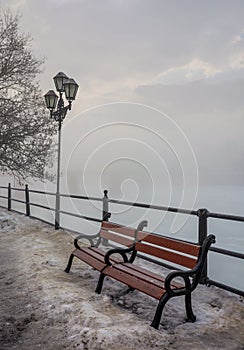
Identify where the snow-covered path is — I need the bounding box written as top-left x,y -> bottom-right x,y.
0,209 -> 243,350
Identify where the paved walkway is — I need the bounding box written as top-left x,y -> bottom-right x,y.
0,209 -> 244,350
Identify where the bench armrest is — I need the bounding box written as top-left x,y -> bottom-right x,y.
104,220 -> 148,265
104,245 -> 135,266
164,270 -> 192,296
185,233 -> 216,288
128,220 -> 148,263
74,232 -> 100,249
135,220 -> 148,238
165,234 -> 216,295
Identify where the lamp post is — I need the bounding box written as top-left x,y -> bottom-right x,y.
44,72 -> 79,229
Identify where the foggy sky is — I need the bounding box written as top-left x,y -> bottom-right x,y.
1,0 -> 244,208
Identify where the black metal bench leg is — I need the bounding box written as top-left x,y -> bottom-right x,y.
95,273 -> 105,294
151,294 -> 170,329
64,254 -> 74,273
185,293 -> 196,322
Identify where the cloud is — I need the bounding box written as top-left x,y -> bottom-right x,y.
230,51 -> 244,69
1,0 -> 243,103
150,59 -> 221,85
1,0 -> 244,189
231,31 -> 244,44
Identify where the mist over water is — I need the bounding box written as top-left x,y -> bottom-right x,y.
0,0 -> 243,302
2,174 -> 243,291
1,103 -> 244,292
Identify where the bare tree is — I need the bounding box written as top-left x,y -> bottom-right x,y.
0,10 -> 56,180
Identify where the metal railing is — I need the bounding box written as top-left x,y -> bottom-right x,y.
0,182 -> 243,297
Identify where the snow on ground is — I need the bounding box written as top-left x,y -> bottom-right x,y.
0,208 -> 243,350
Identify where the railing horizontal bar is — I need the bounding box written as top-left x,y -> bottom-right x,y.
209,212 -> 244,222
29,215 -> 55,227
3,187 -> 244,223
1,183 -> 244,297
59,226 -> 88,237
7,188 -> 244,222
10,208 -> 25,215
210,247 -> 244,259
29,202 -> 55,211
11,198 -> 26,204
60,193 -> 103,201
60,226 -> 80,236
59,209 -> 85,218
29,189 -> 56,196
59,209 -> 102,222
207,279 -> 244,297
10,187 -> 25,192
109,198 -> 198,215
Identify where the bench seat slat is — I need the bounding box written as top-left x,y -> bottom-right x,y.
137,231 -> 200,256
135,242 -> 197,269
103,265 -> 166,299
108,263 -> 182,290
120,263 -> 182,289
73,247 -> 121,272
73,248 -> 106,271
114,264 -> 165,289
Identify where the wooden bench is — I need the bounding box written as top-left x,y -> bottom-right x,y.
65,219 -> 148,274
95,229 -> 216,329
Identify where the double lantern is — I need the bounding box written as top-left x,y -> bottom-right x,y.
44,72 -> 79,120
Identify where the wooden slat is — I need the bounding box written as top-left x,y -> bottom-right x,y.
135,242 -> 197,269
121,263 -> 182,289
101,221 -> 135,237
73,247 -> 121,271
100,230 -> 134,247
73,246 -> 103,259
116,264 -> 165,289
73,248 -> 106,271
137,231 -> 200,256
103,265 -> 166,300
76,247 -> 122,263
114,263 -> 181,290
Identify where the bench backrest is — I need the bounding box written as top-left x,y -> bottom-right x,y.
100,221 -> 137,247
135,231 -> 201,269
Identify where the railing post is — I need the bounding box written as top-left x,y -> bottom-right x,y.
8,183 -> 11,211
102,190 -> 110,221
102,190 -> 111,245
25,184 -> 30,216
197,208 -> 209,284
55,193 -> 60,229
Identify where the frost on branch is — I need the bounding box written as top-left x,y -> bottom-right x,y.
0,10 -> 56,181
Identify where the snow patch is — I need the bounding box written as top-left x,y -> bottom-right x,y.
0,208 -> 243,350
